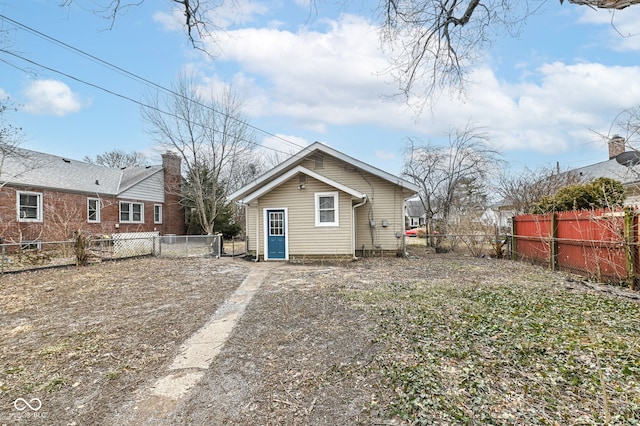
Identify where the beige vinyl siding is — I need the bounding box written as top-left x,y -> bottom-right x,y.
258,176 -> 353,256
305,154 -> 406,253
245,203 -> 259,254
354,179 -> 405,253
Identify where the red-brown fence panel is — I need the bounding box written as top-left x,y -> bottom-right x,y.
513,213 -> 552,265
513,209 -> 635,284
555,210 -> 626,282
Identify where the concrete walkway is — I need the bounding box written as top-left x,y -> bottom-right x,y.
120,261 -> 278,425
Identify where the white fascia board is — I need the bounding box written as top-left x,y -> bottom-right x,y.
239,165 -> 366,204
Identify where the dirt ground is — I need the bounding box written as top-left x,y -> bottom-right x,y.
1,251 -> 634,425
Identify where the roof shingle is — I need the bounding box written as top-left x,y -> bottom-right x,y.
0,147 -> 162,195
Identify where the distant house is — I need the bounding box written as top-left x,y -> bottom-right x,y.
480,205 -> 515,232
405,198 -> 426,228
228,142 -> 419,261
568,135 -> 640,206
0,147 -> 184,244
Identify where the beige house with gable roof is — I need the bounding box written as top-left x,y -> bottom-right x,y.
229,142 -> 419,261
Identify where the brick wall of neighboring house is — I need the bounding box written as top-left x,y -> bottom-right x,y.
0,154 -> 185,243
0,186 -> 183,243
161,152 -> 185,236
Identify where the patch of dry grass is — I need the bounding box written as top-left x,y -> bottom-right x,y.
343,261 -> 640,424
0,257 -> 250,425
2,252 -> 639,425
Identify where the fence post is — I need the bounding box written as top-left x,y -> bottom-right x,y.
549,212 -> 558,271
510,216 -> 517,260
624,208 -> 637,290
1,245 -> 4,274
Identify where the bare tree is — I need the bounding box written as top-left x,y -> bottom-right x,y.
83,149 -> 148,168
561,0 -> 640,8
142,73 -> 258,235
59,0 -> 220,50
0,97 -> 27,189
402,122 -> 502,239
380,0 -> 639,108
0,97 -> 22,147
609,106 -> 640,150
380,0 -> 530,107
496,165 -> 582,213
60,1 -> 640,107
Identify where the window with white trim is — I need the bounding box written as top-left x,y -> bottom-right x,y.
154,204 -> 163,224
120,201 -> 144,223
17,191 -> 43,222
315,192 -> 339,226
269,211 -> 284,236
88,198 -> 101,223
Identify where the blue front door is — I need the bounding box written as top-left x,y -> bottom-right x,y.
267,210 -> 286,259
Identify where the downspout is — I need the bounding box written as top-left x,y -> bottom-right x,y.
255,204 -> 260,262
352,196 -> 368,260
236,200 -> 258,262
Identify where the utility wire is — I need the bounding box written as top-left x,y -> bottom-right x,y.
0,13 -> 307,153
1,49 -> 298,157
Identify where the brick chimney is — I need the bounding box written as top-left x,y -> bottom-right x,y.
162,151 -> 181,176
609,135 -> 626,160
161,152 -> 184,235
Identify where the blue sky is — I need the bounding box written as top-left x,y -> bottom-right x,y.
1,0 -> 640,177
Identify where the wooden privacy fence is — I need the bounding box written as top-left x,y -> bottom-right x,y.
512,208 -> 638,289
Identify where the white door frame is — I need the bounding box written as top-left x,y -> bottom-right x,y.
263,207 -> 289,261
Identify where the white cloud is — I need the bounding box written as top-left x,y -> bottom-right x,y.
578,8 -> 640,51
375,150 -> 396,161
261,134 -> 309,157
22,80 -> 84,116
186,11 -> 640,163
153,9 -> 183,32
153,0 -> 269,33
206,15 -> 402,129
430,61 -> 640,155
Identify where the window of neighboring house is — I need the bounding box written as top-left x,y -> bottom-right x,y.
119,201 -> 144,223
154,204 -> 163,224
88,198 -> 101,223
315,192 -> 339,226
17,191 -> 43,222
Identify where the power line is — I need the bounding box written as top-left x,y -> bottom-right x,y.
0,13 -> 307,154
1,49 -> 302,158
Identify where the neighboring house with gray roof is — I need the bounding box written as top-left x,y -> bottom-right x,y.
569,135 -> 640,206
405,198 -> 426,228
0,147 -> 184,244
